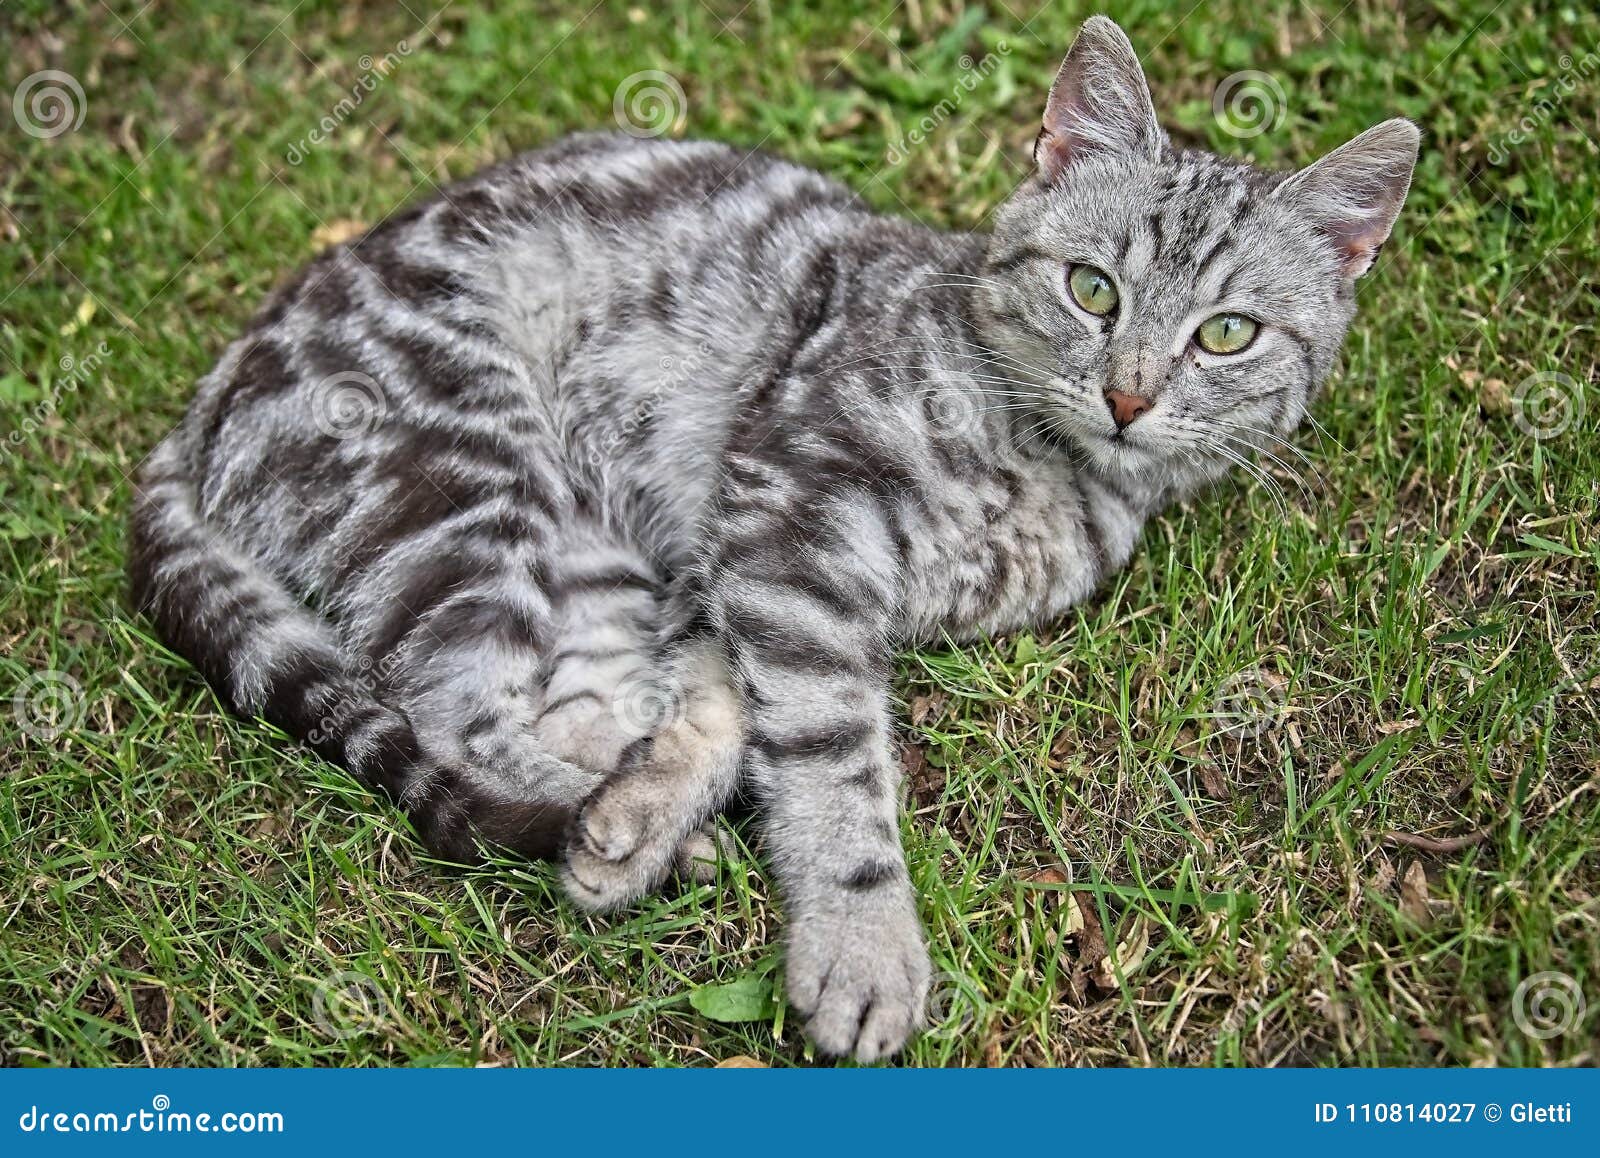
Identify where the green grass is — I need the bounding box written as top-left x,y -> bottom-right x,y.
2,0 -> 1597,1067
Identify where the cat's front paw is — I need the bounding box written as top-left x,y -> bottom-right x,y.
786,890 -> 931,1063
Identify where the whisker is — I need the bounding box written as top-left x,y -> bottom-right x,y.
1203,428 -> 1316,497
1208,443 -> 1289,517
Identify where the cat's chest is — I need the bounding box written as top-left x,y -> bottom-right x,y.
899,461 -> 1143,644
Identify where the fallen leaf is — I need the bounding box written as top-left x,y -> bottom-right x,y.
714,1055 -> 767,1068
1062,891 -> 1087,937
1027,866 -> 1087,938
312,218 -> 368,249
908,691 -> 947,726
1198,758 -> 1231,801
1399,859 -> 1432,926
59,294 -> 95,336
1477,376 -> 1511,415
1094,917 -> 1151,989
689,972 -> 776,1023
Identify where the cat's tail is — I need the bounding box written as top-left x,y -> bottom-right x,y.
127,431 -> 568,861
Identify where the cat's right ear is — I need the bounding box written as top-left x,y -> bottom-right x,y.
1277,118 -> 1421,278
1035,16 -> 1166,181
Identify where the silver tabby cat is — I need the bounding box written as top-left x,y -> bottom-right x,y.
130,18 -> 1418,1061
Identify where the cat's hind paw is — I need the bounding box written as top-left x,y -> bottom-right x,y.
561,800 -> 729,912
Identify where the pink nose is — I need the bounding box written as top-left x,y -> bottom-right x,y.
1104,389 -> 1152,429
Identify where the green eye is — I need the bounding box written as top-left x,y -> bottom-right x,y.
1067,265 -> 1119,316
1196,313 -> 1259,355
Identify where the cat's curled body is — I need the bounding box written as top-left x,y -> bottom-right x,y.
131,19 -> 1417,1061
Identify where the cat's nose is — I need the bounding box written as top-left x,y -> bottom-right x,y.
1104,389 -> 1153,429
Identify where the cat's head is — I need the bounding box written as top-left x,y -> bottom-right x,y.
975,16 -> 1418,491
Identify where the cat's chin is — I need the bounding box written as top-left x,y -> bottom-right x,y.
1057,423 -> 1228,500
1052,420 -> 1163,478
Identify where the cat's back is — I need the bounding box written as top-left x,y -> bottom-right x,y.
156,134 -> 894,595
196,133 -> 868,415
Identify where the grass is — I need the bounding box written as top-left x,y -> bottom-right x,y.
1,0 -> 1596,1067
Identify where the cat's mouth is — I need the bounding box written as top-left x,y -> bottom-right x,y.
1058,411 -> 1168,475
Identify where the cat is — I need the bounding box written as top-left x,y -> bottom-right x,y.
129,17 -> 1418,1062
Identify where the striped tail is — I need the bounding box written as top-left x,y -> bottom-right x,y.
126,431 -> 568,861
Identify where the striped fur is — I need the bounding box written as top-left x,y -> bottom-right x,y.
129,19 -> 1417,1061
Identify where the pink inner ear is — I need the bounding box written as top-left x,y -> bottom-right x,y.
1033,19 -> 1163,182
1330,216 -> 1389,278
1033,125 -> 1064,180
1034,120 -> 1090,183
1035,70 -> 1101,182
1286,176 -> 1408,279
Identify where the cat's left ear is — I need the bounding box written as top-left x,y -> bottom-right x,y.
1278,118 -> 1421,278
1035,17 -> 1166,181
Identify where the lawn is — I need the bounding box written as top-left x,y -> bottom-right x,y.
1,0 -> 1596,1067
